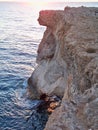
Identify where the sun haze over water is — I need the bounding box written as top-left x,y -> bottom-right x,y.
0,0 -> 98,1
0,0 -> 98,9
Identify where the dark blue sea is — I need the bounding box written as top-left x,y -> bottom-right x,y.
0,2 -> 98,130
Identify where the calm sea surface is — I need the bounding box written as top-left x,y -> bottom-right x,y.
0,2 -> 98,130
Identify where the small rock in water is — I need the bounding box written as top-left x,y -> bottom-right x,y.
26,95 -> 61,129
40,94 -> 61,114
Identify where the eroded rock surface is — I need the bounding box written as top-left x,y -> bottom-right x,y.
29,7 -> 98,130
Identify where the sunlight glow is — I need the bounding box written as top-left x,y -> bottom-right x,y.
28,0 -> 46,7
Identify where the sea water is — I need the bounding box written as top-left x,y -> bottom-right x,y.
0,2 -> 98,130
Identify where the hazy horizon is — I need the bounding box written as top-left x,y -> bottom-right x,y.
0,0 -> 98,2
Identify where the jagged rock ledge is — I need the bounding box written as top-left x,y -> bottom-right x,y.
28,7 -> 98,130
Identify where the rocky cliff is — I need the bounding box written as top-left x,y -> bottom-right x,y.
29,7 -> 98,130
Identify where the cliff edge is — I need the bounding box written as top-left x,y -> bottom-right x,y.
29,7 -> 98,130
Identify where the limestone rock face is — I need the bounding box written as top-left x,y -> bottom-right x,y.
45,76 -> 98,130
29,7 -> 98,129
